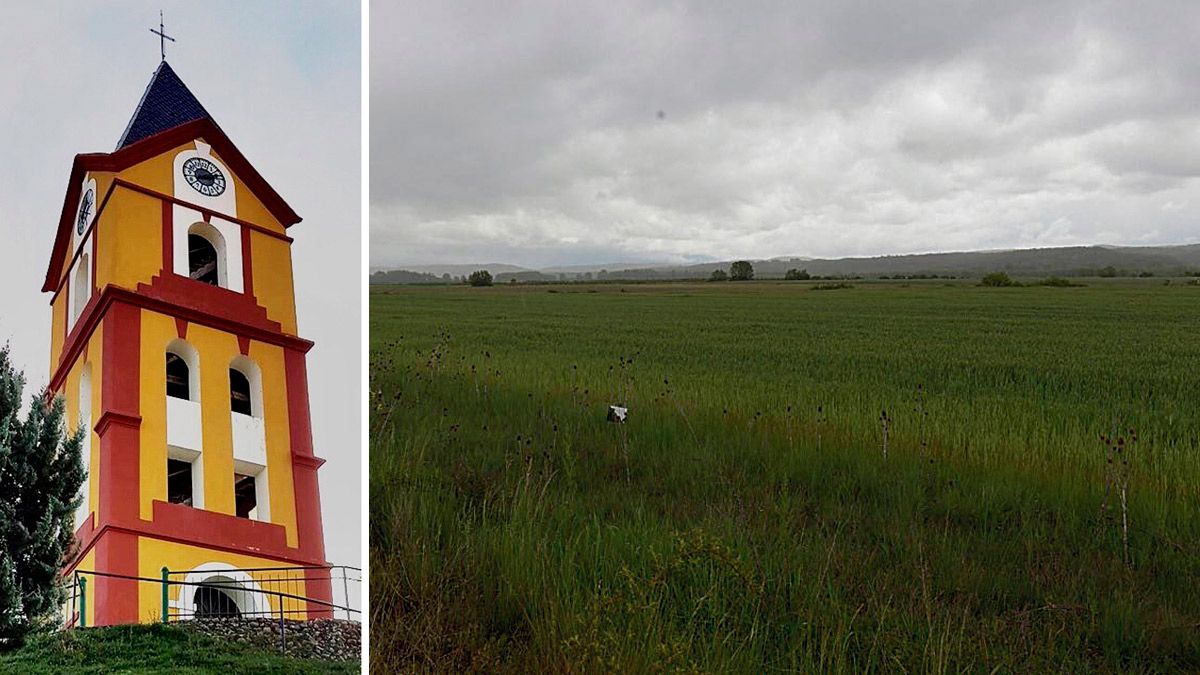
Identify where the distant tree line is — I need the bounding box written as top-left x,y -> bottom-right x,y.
468,270 -> 493,287
370,260 -> 1200,286
708,261 -> 755,282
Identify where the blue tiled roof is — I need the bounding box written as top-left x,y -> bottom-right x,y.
116,61 -> 213,150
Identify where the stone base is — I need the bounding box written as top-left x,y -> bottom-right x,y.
181,617 -> 361,661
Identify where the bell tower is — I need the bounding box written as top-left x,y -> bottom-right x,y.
45,60 -> 331,626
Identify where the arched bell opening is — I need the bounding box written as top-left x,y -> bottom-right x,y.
187,222 -> 227,287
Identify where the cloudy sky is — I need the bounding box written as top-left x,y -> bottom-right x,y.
0,3 -> 361,572
371,0 -> 1200,268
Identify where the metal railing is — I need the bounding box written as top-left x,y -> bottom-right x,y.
164,564 -> 361,622
68,564 -> 361,628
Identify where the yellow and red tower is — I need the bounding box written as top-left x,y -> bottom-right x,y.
44,61 -> 331,625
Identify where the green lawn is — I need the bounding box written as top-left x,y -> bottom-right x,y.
370,280 -> 1200,672
0,623 -> 358,674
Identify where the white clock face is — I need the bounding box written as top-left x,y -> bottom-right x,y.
182,157 -> 227,197
76,188 -> 95,235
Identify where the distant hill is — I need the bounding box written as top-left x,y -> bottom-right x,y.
539,261 -> 677,274
373,263 -> 530,277
371,244 -> 1200,283
495,270 -> 556,283
671,244 -> 1200,280
369,269 -> 446,284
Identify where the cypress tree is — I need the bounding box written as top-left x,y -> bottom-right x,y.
0,345 -> 85,642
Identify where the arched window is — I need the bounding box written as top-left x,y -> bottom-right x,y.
72,253 -> 90,323
79,363 -> 92,432
187,223 -> 226,287
75,364 -> 92,528
166,340 -> 200,402
229,369 -> 252,415
228,357 -> 262,418
166,353 -> 191,400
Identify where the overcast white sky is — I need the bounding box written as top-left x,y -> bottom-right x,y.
371,0 -> 1200,269
0,3 -> 361,570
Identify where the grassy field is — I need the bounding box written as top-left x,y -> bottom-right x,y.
0,623 -> 358,674
370,279 -> 1200,672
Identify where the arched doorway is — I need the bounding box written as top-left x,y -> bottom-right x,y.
194,582 -> 241,618
175,563 -> 270,619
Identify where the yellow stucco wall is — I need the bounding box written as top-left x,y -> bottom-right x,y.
70,549 -> 97,627
49,288 -> 66,375
137,538 -> 311,623
137,309 -> 298,545
250,231 -> 299,334
94,188 -> 161,294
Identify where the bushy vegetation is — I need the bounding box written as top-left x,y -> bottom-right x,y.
784,268 -> 810,280
0,346 -> 85,643
1036,276 -> 1086,287
979,271 -> 1019,287
370,281 -> 1200,672
708,269 -> 728,282
729,260 -> 754,281
467,270 -> 494,287
0,624 -> 356,674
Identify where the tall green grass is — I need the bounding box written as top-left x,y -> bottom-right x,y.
0,624 -> 357,674
370,280 -> 1200,672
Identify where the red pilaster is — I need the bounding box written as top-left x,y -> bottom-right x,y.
283,347 -> 332,614
92,531 -> 139,626
305,566 -> 334,620
161,200 -> 173,273
98,300 -> 141,526
94,300 -> 142,625
241,225 -> 254,297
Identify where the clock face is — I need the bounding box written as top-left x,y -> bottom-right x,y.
76,188 -> 94,235
182,157 -> 227,197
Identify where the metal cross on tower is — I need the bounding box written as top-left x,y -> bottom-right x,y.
150,10 -> 175,61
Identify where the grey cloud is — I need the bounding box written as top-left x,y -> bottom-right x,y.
371,0 -> 1200,268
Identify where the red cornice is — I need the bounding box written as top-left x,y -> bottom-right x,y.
43,118 -> 302,293
65,512 -> 328,573
292,454 -> 327,470
50,285 -> 313,393
94,411 -> 142,436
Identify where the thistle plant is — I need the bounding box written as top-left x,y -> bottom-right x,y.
914,384 -> 929,455
879,409 -> 891,459
1099,427 -> 1137,565
785,404 -> 794,447
816,404 -> 826,452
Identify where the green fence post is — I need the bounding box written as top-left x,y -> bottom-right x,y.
161,567 -> 170,624
78,576 -> 87,628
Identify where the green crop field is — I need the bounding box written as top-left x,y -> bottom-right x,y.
369,280 -> 1200,673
